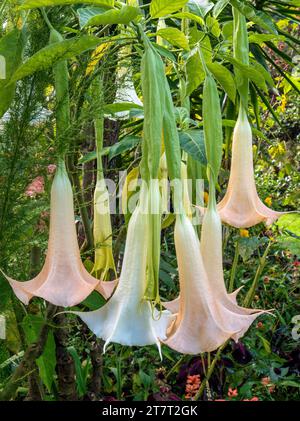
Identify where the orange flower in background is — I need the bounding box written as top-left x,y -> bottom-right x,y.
2,162 -> 116,307
240,228 -> 249,238
217,105 -> 285,228
185,375 -> 201,399
228,388 -> 238,398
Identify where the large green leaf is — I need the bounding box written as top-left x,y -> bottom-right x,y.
207,62 -> 236,103
20,0 -> 114,9
150,0 -> 189,18
179,129 -> 206,164
8,35 -> 101,84
84,5 -> 140,27
156,28 -> 189,50
22,314 -> 56,393
229,0 -> 278,34
0,29 -> 24,118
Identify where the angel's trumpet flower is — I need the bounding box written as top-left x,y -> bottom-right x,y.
164,210 -> 268,354
92,178 -> 116,281
2,162 -> 116,307
218,106 -> 284,228
72,185 -> 173,357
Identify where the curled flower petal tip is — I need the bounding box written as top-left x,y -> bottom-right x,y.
217,106 -> 286,228
2,162 -> 115,307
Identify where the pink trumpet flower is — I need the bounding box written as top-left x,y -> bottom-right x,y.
218,105 -> 285,228
163,211 -> 268,354
1,161 -> 116,307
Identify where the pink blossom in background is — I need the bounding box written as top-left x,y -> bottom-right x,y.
47,164 -> 57,175
25,176 -> 45,197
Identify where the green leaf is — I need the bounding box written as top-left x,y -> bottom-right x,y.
213,0 -> 230,18
81,291 -> 106,310
238,236 -> 262,262
77,6 -> 111,28
179,129 -> 206,164
0,29 -> 24,118
78,147 -> 109,164
188,0 -> 214,17
224,55 -> 267,92
172,11 -> 204,26
84,5 -> 140,27
206,15 -> 221,38
109,135 -> 141,160
20,0 -> 114,9
230,0 -> 278,34
153,43 -> 177,62
207,62 -> 236,103
249,33 -> 285,46
150,0 -> 189,18
104,102 -> 143,114
186,47 -> 205,96
202,73 -> 223,180
22,314 -> 56,392
156,27 -> 189,50
67,346 -> 88,397
277,213 -> 300,237
277,236 -> 300,257
256,333 -> 271,354
9,35 -> 102,84
250,60 -> 274,88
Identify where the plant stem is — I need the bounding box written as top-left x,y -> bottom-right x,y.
229,240 -> 239,292
0,304 -> 57,401
244,240 -> 272,307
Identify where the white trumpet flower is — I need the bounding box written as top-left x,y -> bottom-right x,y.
72,186 -> 173,357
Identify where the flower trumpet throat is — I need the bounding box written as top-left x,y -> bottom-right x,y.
2,162 -> 116,307
163,211 -> 269,354
72,186 -> 173,357
218,105 -> 285,228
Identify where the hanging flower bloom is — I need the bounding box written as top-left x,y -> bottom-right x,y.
92,178 -> 116,281
72,185 -> 173,357
2,161 -> 116,307
163,211 -> 268,354
218,106 -> 285,228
